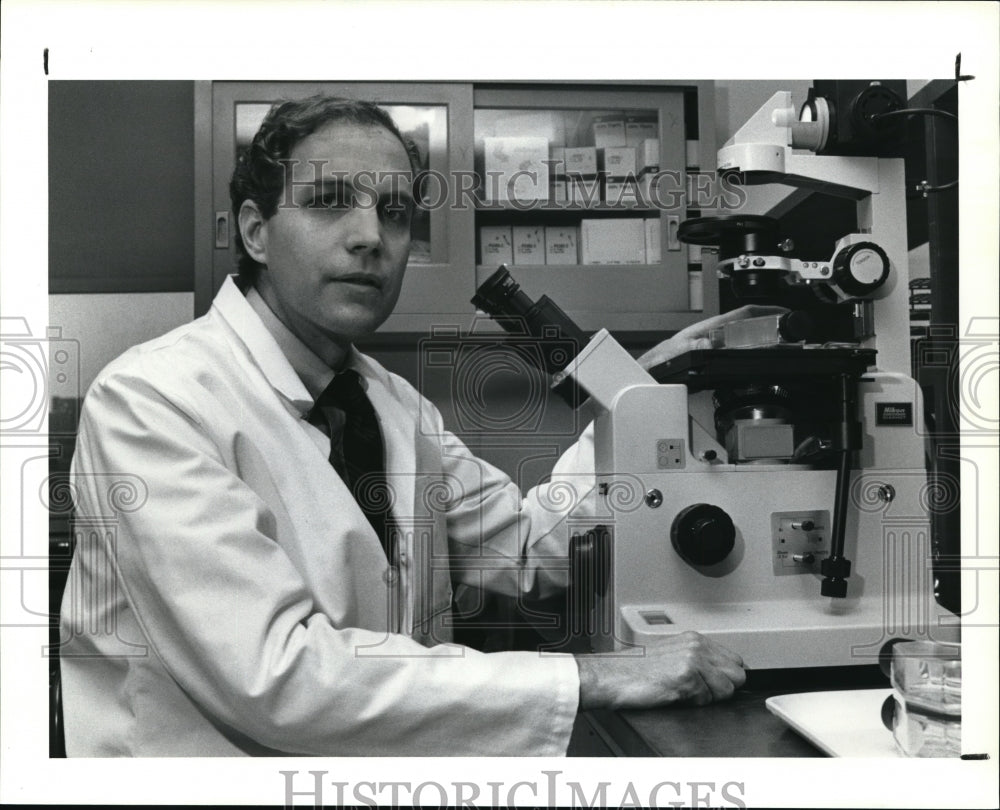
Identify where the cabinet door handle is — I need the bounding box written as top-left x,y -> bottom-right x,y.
666,215 -> 681,252
215,212 -> 230,249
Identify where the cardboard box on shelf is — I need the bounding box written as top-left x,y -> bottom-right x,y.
569,177 -> 602,206
592,115 -> 627,148
604,179 -> 641,207
580,218 -> 646,265
625,114 -> 658,147
637,172 -> 660,206
639,138 -> 660,173
544,226 -> 578,265
600,146 -> 639,178
480,225 -> 513,266
483,136 -> 550,203
564,146 -> 598,177
512,226 -> 546,265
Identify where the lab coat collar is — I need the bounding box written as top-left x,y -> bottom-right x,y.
212,275 -> 315,414
243,285 -> 338,401
212,275 -> 372,417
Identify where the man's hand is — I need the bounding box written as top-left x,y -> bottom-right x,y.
575,631 -> 747,710
637,305 -> 788,371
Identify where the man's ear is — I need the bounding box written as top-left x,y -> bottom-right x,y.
238,200 -> 269,266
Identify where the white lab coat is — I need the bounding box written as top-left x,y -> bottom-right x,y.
60,277 -> 592,757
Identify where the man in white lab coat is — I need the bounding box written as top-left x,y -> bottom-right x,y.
60,96 -> 749,756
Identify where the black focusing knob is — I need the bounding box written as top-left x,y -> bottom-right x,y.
671,503 -> 736,567
832,242 -> 890,297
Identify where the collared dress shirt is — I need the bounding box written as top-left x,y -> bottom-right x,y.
60,276 -> 598,757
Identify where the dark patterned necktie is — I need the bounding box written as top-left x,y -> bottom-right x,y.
309,369 -> 395,562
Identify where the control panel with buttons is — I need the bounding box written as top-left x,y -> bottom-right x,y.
771,510 -> 831,575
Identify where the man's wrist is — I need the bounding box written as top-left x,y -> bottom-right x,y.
574,654 -> 603,711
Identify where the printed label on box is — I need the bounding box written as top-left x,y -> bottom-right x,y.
625,115 -> 658,147
544,226 -> 578,265
512,226 -> 545,265
564,147 -> 598,177
483,137 -> 550,203
601,146 -> 639,178
592,116 -> 627,148
480,225 -> 513,266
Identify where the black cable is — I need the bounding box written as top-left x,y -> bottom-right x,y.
871,107 -> 958,124
907,179 -> 958,198
887,108 -> 960,195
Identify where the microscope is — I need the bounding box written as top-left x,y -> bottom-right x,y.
472,83 -> 959,669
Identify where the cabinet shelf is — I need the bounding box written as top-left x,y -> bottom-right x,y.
475,201 -> 659,217
477,263 -> 666,272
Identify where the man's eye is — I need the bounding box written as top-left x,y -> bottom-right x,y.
379,202 -> 411,226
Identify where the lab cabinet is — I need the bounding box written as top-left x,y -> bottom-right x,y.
194,81 -> 719,334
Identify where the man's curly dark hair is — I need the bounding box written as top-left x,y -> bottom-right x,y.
229,96 -> 421,282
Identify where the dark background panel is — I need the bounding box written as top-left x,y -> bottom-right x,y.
48,81 -> 194,293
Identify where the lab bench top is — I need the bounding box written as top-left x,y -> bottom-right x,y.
567,665 -> 888,757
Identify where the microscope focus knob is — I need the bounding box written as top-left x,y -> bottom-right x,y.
671,504 -> 736,567
832,242 -> 891,297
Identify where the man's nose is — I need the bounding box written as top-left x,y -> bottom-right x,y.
344,205 -> 382,254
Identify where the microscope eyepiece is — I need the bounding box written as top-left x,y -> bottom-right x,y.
470,265 -> 535,322
473,265 -> 582,343
472,265 -> 587,371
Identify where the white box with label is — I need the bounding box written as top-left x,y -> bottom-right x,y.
639,138 -> 660,173
483,137 -> 550,203
512,226 -> 545,265
569,177 -> 601,206
480,225 -> 513,266
601,146 -> 639,178
604,179 -> 641,207
592,116 -> 626,148
564,146 -> 598,177
625,115 -> 658,147
544,226 -> 578,265
580,218 -> 646,265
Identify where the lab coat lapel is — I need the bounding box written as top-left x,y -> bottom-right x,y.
358,359 -> 454,646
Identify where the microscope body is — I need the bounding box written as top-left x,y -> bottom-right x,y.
571,89 -> 957,667
474,87 -> 958,669
583,362 -> 944,668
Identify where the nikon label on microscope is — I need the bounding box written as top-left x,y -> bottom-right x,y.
876,402 -> 914,426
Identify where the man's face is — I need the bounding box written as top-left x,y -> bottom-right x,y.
249,120 -> 414,354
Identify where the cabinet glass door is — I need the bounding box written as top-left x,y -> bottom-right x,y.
472,86 -> 694,332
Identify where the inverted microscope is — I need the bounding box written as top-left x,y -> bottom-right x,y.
472,82 -> 959,669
